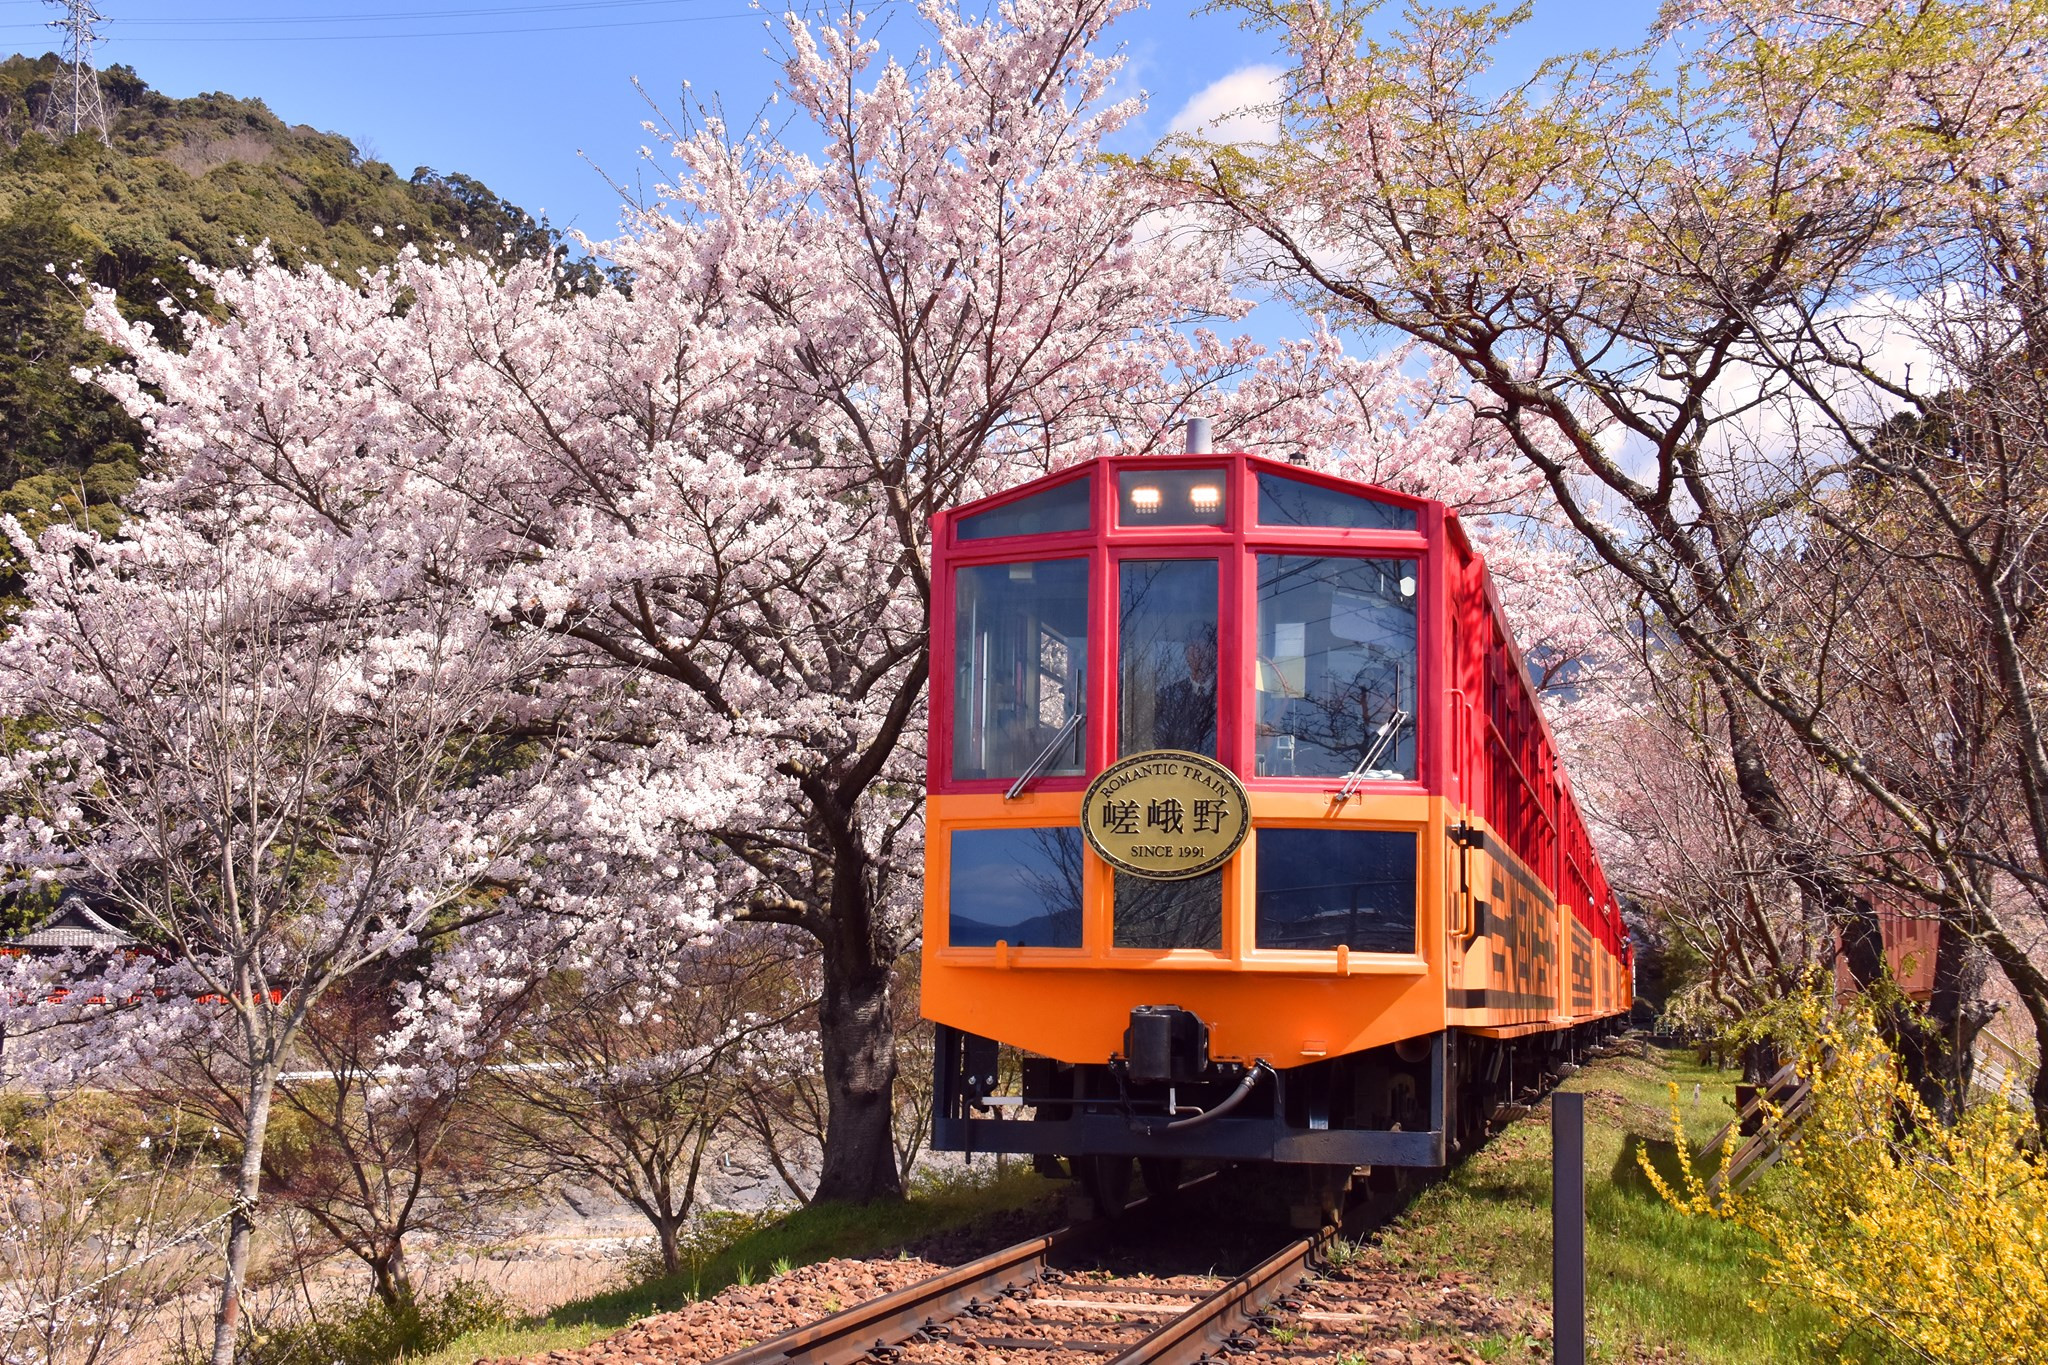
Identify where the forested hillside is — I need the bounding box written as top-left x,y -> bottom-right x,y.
0,52 -> 587,551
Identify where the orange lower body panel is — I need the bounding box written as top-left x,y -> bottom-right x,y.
922,790 -> 1629,1069
922,789 -> 1447,1067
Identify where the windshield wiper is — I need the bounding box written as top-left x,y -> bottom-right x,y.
1338,707 -> 1410,800
1006,710 -> 1086,801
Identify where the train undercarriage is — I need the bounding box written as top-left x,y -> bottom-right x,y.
934,1013 -> 1631,1194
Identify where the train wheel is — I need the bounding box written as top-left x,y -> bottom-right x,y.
1138,1157 -> 1185,1204
1460,1086 -> 1490,1152
1365,1161 -> 1423,1197
1077,1154 -> 1134,1216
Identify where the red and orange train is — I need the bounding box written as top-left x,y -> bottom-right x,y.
921,433 -> 1630,1200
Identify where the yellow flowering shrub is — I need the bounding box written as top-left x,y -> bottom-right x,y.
1642,993 -> 2048,1363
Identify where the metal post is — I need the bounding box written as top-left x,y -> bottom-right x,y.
1185,417 -> 1212,453
1552,1090 -> 1586,1365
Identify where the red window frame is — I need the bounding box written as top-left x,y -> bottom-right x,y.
930,454 -> 1440,798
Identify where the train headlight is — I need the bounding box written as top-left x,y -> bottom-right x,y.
1188,483 -> 1221,511
1129,485 -> 1162,513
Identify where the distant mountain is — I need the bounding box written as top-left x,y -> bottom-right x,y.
0,52 -> 599,559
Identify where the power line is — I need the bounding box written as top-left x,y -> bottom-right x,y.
42,0 -> 108,141
34,0 -> 728,25
0,7 -> 762,43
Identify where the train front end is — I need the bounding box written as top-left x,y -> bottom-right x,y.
923,448 -> 1468,1176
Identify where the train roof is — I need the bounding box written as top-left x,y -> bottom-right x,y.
936,448 -> 1436,525
936,450 -> 1488,578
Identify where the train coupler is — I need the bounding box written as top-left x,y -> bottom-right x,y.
1121,1004 -> 1212,1084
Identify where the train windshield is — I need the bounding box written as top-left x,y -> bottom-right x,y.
1254,555 -> 1418,780
952,559 -> 1089,782
1117,558 -> 1220,758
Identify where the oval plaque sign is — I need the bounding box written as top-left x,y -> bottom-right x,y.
1080,749 -> 1251,881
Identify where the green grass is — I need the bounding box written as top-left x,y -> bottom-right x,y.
1375,1047 -> 1899,1364
401,1318 -> 612,1365
415,1167 -> 1056,1365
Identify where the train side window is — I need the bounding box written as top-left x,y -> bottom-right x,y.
1256,471 -> 1417,531
957,476 -> 1091,540
947,828 -> 1084,948
952,559 -> 1090,782
1254,556 -> 1418,779
1253,828 -> 1417,952
1118,559 -> 1219,758
1113,871 -> 1223,951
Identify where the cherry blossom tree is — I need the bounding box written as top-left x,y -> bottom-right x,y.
1572,662 -> 1835,1039
149,975 -> 519,1311
1164,0 -> 2048,1126
70,0 -> 1235,1211
0,504 -> 565,1364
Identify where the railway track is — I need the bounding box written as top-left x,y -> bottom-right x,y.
700,1177 -> 1371,1365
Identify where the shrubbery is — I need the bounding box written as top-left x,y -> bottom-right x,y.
1646,992 -> 2048,1363
221,1281 -> 512,1365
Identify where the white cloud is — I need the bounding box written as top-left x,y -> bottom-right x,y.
1700,289 -> 1958,465
1168,64 -> 1285,146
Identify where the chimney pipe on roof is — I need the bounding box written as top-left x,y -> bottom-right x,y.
1184,418 -> 1212,454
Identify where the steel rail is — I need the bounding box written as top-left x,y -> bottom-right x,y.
705,1224 -> 1078,1365
702,1169 -> 1335,1365
702,1173 -> 1216,1365
1103,1223 -> 1334,1365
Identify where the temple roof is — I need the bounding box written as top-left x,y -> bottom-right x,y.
5,894 -> 137,952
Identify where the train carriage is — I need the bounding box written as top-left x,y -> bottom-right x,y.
922,431 -> 1630,1198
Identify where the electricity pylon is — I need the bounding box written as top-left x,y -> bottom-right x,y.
45,0 -> 110,143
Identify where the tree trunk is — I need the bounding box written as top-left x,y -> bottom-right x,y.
2033,1042 -> 2048,1142
2011,982 -> 2048,1139
1836,899 -> 1886,993
211,1068 -> 277,1365
1972,920 -> 2048,1136
811,953 -> 902,1204
656,1216 -> 683,1275
368,1240 -> 412,1310
1915,919 -> 1987,1123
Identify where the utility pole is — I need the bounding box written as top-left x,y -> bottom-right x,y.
1552,1090 -> 1587,1365
44,0 -> 110,144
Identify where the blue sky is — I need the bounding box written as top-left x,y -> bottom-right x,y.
1,0 -> 1644,251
